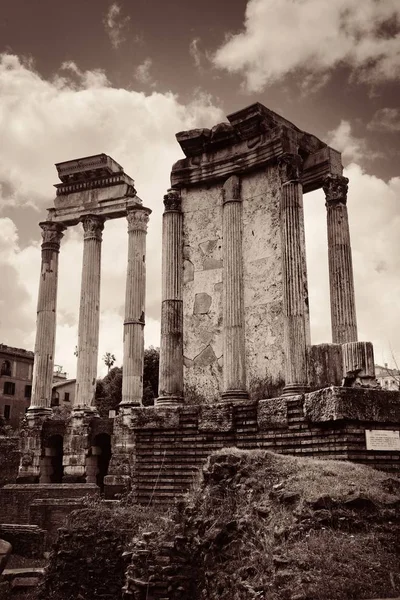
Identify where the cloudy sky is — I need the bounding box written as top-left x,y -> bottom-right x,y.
0,0 -> 399,378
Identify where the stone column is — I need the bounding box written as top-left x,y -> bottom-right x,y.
221,175 -> 248,401
74,214 -> 104,413
323,174 -> 358,344
279,153 -> 310,395
28,222 -> 65,416
120,207 -> 151,410
157,189 -> 183,405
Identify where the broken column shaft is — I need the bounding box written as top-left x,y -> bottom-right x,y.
221,175 -> 248,401
323,174 -> 358,344
157,189 -> 184,405
279,154 -> 310,395
74,214 -> 104,412
28,222 -> 65,415
121,207 -> 151,409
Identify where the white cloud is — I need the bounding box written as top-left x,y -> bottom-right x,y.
189,38 -> 202,70
103,2 -> 131,49
213,0 -> 400,91
327,120 -> 366,163
0,53 -> 223,378
367,107 -> 400,132
134,57 -> 156,87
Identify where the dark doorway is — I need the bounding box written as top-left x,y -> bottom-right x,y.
93,433 -> 111,492
46,434 -> 64,483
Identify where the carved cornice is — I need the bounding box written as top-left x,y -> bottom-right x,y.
81,215 -> 105,241
222,175 -> 241,204
40,221 -> 65,252
171,103 -> 343,193
163,189 -> 181,213
55,173 -> 136,197
126,208 -> 150,233
323,174 -> 349,207
278,153 -> 303,184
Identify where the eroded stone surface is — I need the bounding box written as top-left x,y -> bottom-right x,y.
193,293 -> 212,315
304,386 -> 400,423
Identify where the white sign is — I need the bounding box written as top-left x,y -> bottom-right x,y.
365,429 -> 400,451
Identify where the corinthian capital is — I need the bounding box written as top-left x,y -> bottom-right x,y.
40,221 -> 65,251
81,215 -> 104,241
278,153 -> 303,184
323,174 -> 349,206
163,189 -> 181,212
127,208 -> 150,233
222,174 -> 241,204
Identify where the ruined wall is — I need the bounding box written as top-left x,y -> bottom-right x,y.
182,164 -> 285,403
127,388 -> 400,507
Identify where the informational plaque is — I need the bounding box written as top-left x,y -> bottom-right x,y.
365,429 -> 400,451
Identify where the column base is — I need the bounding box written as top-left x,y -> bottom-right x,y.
26,406 -> 52,419
221,390 -> 249,402
156,395 -> 184,407
282,384 -> 309,397
71,405 -> 99,418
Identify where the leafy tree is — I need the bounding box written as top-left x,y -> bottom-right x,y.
103,352 -> 116,373
94,347 -> 159,415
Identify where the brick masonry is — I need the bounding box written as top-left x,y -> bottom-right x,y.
119,387 -> 400,506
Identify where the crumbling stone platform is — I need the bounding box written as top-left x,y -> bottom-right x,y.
107,386 -> 400,504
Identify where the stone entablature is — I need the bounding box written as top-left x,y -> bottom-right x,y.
20,154 -> 151,483
171,103 -> 342,191
49,154 -> 139,226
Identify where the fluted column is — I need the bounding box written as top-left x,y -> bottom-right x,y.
157,189 -> 183,405
323,174 -> 358,344
28,222 -> 65,416
74,215 -> 104,412
221,175 -> 248,401
120,207 -> 151,409
279,153 -> 310,395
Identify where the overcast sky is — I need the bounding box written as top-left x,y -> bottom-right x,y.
0,0 -> 399,378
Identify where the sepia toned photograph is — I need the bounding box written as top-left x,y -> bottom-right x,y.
0,0 -> 399,598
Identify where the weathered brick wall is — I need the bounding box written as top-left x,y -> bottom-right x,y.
126,388 -> 400,507
30,498 -> 95,546
0,524 -> 46,557
0,484 -> 99,523
0,436 -> 20,487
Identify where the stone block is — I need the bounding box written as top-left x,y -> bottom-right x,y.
0,539 -> 12,575
258,397 -> 290,430
304,386 -> 400,424
130,407 -> 180,430
307,344 -> 342,390
198,404 -> 233,432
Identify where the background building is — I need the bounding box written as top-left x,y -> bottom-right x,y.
375,364 -> 400,390
0,344 -> 34,428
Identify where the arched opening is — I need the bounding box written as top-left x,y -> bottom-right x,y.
87,433 -> 111,492
40,434 -> 64,483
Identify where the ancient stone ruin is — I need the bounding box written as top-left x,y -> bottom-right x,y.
1,103 -> 399,526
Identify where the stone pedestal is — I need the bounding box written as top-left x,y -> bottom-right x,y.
157,190 -> 184,406
120,208 -> 151,411
279,154 -> 310,395
74,215 -> 104,413
323,174 -> 358,344
17,415 -> 46,483
62,414 -> 93,483
221,175 -> 248,402
342,341 -> 376,387
28,222 -> 65,416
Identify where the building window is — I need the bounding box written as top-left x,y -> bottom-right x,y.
4,405 -> 10,420
51,392 -> 60,407
64,392 -> 70,402
25,385 -> 32,399
1,361 -> 11,376
3,382 -> 15,395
